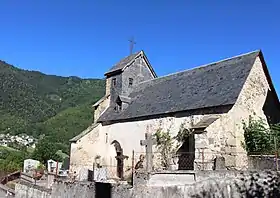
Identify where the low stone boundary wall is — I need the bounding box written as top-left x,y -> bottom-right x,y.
14,170 -> 280,198
248,155 -> 279,170
147,170 -> 243,186
15,180 -> 51,198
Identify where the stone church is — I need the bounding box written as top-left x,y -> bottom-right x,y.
69,50 -> 280,176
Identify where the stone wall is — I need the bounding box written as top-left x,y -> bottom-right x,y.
51,181 -> 95,198
15,181 -> 51,198
120,54 -> 155,97
15,170 -> 280,198
69,124 -> 103,174
248,155 -> 280,170
227,56 -> 273,168
147,170 -> 251,187
94,95 -> 110,122
70,106 -> 231,175
203,56 -> 273,169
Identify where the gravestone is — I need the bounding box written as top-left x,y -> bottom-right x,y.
140,125 -> 157,173
47,159 -> 62,173
213,156 -> 226,170
23,159 -> 40,173
94,167 -> 108,182
78,167 -> 89,181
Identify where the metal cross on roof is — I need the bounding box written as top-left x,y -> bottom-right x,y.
128,37 -> 136,55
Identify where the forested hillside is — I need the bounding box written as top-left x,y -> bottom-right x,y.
0,60 -> 105,151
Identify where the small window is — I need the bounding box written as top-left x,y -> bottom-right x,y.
112,78 -> 116,87
114,102 -> 122,112
129,78 -> 133,86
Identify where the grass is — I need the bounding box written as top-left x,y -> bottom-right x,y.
0,145 -> 19,152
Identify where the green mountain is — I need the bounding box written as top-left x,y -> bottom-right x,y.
0,60 -> 105,150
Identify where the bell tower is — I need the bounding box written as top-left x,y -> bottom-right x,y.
93,50 -> 157,122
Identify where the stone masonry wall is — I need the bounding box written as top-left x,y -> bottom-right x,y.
105,78 -> 111,96
94,95 -> 110,122
15,170 -> 280,198
121,54 -> 155,97
15,181 -> 51,198
83,107 -> 230,174
70,124 -> 103,174
228,56 -> 271,168
70,108 -> 229,175
203,56 -> 273,169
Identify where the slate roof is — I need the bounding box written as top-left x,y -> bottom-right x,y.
98,50 -> 261,122
104,51 -> 142,76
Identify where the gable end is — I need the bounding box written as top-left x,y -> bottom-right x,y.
258,51 -> 280,108
121,51 -> 157,78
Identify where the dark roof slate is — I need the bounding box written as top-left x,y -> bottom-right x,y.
98,50 -> 260,122
104,51 -> 142,76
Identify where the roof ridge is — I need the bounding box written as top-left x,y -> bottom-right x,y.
119,50 -> 142,61
105,50 -> 142,75
137,50 -> 260,86
98,49 -> 264,122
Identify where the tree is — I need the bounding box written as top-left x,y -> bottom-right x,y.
32,137 -> 62,165
0,148 -> 27,173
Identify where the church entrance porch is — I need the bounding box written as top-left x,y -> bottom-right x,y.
176,133 -> 195,170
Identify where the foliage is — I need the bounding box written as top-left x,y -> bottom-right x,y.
32,136 -> 63,165
36,163 -> 46,171
38,103 -> 94,146
55,150 -> 69,160
7,141 -> 28,152
242,116 -> 280,154
0,146 -> 29,173
154,128 -> 174,168
0,60 -> 105,151
153,123 -> 194,168
174,123 -> 194,147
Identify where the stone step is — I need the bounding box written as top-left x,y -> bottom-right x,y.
147,173 -> 196,186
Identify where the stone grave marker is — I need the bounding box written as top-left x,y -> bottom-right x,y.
140,124 -> 157,173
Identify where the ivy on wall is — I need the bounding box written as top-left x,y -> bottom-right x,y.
154,128 -> 173,168
242,116 -> 280,155
153,123 -> 194,168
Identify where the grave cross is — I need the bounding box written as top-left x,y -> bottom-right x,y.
115,153 -> 128,179
140,125 -> 157,172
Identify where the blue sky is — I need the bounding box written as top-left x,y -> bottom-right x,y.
0,1 -> 279,93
